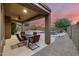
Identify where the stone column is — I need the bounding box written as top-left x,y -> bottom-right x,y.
45,14 -> 51,45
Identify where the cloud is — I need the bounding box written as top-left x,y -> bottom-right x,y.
32,3 -> 79,26
49,3 -> 79,24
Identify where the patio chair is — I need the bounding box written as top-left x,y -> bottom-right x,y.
11,34 -> 27,49
16,34 -> 27,46
28,35 -> 40,50
20,32 -> 28,41
16,34 -> 23,42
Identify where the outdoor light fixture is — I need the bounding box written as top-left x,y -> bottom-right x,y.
15,17 -> 18,20
23,9 -> 27,13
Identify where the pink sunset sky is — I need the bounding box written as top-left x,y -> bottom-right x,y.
32,3 -> 79,26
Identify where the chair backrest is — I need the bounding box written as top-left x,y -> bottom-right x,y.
33,32 -> 37,36
34,35 -> 40,42
20,32 -> 25,36
16,34 -> 23,42
29,35 -> 40,44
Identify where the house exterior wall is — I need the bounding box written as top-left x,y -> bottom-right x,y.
0,4 -> 5,56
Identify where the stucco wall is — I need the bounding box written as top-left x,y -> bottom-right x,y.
67,23 -> 79,52
67,26 -> 72,39
0,4 -> 5,56
72,23 -> 79,52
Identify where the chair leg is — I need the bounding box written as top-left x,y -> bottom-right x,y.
28,40 -> 30,48
28,43 -> 40,50
35,43 -> 40,47
27,39 -> 40,50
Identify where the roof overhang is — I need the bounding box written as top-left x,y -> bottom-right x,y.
4,3 -> 51,23
18,3 -> 51,15
32,3 -> 51,14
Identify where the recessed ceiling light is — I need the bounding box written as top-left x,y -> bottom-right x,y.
15,18 -> 18,20
23,9 -> 27,13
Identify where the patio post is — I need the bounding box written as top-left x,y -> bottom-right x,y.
45,14 -> 51,45
5,16 -> 11,39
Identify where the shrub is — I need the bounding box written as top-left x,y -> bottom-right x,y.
55,18 -> 70,28
55,18 -> 71,32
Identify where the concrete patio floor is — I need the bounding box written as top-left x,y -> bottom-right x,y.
33,33 -> 79,56
3,30 -> 78,56
3,31 -> 55,56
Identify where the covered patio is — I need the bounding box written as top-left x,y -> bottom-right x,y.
0,3 -> 51,55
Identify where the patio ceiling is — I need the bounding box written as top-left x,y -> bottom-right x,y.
4,3 -> 51,23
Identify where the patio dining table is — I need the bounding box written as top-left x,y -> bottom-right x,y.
25,34 -> 33,40
25,31 -> 34,39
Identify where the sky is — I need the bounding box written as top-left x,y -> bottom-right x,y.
32,3 -> 79,26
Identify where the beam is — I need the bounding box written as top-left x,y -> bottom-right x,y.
38,3 -> 51,12
33,3 -> 51,13
22,14 -> 44,23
